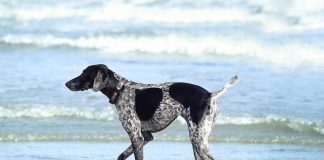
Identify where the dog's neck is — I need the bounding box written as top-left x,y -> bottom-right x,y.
100,72 -> 127,104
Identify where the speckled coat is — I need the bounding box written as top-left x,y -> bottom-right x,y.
65,64 -> 238,160
111,72 -> 238,160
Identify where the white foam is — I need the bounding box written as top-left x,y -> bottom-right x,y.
0,104 -> 115,121
175,113 -> 324,135
87,3 -> 252,23
1,133 -> 323,145
2,33 -> 324,67
175,113 -> 324,136
2,1 -> 324,32
215,114 -> 324,135
0,2 -> 250,23
245,0 -> 324,31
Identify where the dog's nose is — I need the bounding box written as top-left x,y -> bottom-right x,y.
65,82 -> 71,88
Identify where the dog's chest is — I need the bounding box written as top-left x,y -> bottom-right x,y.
115,83 -> 183,131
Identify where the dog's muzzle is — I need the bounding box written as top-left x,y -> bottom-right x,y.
65,81 -> 77,91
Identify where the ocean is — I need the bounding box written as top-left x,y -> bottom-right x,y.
0,0 -> 323,159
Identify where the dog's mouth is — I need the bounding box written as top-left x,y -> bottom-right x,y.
67,86 -> 78,91
80,88 -> 88,91
68,86 -> 88,91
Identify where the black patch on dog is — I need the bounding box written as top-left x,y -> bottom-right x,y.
135,88 -> 163,121
169,83 -> 211,124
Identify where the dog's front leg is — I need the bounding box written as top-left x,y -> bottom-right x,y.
118,130 -> 145,160
130,135 -> 144,160
118,132 -> 153,160
117,107 -> 144,160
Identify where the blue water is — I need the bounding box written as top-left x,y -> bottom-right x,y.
1,0 -> 324,159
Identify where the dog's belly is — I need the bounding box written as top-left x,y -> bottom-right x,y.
140,103 -> 182,132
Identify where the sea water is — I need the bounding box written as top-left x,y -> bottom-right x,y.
0,0 -> 323,160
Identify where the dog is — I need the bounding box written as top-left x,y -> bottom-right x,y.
65,64 -> 238,160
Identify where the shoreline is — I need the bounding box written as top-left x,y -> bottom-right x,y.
0,141 -> 322,160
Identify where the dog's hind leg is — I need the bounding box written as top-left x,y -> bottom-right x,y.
191,140 -> 214,160
117,131 -> 153,160
187,124 -> 214,160
183,108 -> 214,160
188,75 -> 238,160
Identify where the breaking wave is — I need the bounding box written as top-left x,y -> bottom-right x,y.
1,34 -> 324,67
177,114 -> 324,136
1,104 -> 323,137
0,133 -> 323,146
0,104 -> 116,121
1,0 -> 324,32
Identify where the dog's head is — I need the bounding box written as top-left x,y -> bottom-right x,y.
65,64 -> 114,92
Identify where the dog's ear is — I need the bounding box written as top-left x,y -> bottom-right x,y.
92,69 -> 108,92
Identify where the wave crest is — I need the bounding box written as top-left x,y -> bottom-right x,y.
1,104 -> 323,136
0,104 -> 115,121
175,114 -> 324,136
1,34 -> 324,67
217,115 -> 324,136
1,133 -> 323,145
1,1 -> 324,31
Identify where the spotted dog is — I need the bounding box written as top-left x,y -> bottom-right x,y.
66,64 -> 238,160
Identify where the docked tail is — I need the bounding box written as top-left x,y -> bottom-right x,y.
211,75 -> 239,99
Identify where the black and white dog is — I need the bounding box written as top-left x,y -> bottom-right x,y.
66,64 -> 238,160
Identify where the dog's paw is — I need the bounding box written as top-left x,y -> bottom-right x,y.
117,154 -> 126,160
